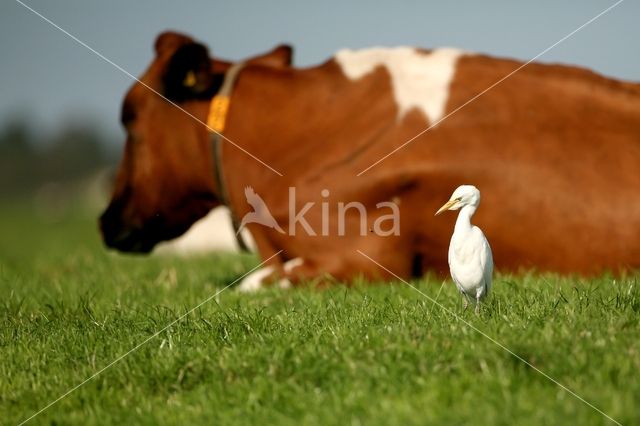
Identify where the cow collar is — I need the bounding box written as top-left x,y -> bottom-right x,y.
207,62 -> 251,252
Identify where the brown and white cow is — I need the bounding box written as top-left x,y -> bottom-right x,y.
100,31 -> 640,288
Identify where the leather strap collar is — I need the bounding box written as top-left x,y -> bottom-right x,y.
207,63 -> 250,252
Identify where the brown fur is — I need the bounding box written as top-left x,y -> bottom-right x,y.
100,31 -> 640,283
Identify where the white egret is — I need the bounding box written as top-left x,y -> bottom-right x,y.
435,185 -> 493,314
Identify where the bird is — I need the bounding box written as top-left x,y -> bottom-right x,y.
435,185 -> 493,314
237,186 -> 285,234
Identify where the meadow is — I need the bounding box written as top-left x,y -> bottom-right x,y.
0,203 -> 638,425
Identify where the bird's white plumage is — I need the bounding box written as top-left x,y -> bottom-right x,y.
436,185 -> 493,312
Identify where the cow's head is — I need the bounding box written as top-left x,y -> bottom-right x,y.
100,31 -> 292,253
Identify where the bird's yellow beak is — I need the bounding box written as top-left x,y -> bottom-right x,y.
435,199 -> 458,216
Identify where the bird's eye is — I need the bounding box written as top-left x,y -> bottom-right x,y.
456,197 -> 462,202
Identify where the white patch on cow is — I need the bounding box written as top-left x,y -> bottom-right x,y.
154,206 -> 256,256
283,257 -> 304,274
278,258 -> 304,289
278,278 -> 292,289
237,258 -> 304,292
237,265 -> 275,293
335,46 -> 465,124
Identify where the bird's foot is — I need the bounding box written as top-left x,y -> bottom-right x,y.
475,301 -> 481,315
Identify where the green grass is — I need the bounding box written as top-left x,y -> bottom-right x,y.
1,204 -> 639,425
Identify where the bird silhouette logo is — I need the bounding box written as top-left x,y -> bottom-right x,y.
237,186 -> 285,235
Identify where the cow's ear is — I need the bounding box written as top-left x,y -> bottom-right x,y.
248,44 -> 294,68
155,31 -> 193,56
162,42 -> 220,102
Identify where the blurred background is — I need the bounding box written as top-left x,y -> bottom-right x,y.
0,0 -> 638,232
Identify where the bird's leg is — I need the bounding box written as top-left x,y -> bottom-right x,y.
462,296 -> 469,312
475,295 -> 482,315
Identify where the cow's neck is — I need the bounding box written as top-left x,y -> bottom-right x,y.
214,60 -> 398,245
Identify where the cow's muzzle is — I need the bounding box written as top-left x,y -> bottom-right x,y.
99,205 -> 157,253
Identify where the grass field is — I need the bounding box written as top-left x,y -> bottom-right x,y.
1,204 -> 639,425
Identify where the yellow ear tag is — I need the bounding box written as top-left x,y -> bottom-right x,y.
183,71 -> 197,87
207,95 -> 230,133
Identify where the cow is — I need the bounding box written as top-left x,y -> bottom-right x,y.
153,206 -> 255,255
100,31 -> 640,289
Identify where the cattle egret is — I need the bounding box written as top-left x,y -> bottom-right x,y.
435,185 -> 493,314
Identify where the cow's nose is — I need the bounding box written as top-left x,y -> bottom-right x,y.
99,205 -> 129,248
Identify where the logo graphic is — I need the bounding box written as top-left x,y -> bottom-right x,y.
237,186 -> 286,234
237,186 -> 400,237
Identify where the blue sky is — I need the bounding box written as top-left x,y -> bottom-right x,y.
1,0 -> 638,142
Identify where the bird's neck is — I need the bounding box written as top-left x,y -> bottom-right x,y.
454,205 -> 477,234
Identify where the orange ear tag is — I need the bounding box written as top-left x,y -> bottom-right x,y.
183,71 -> 197,87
